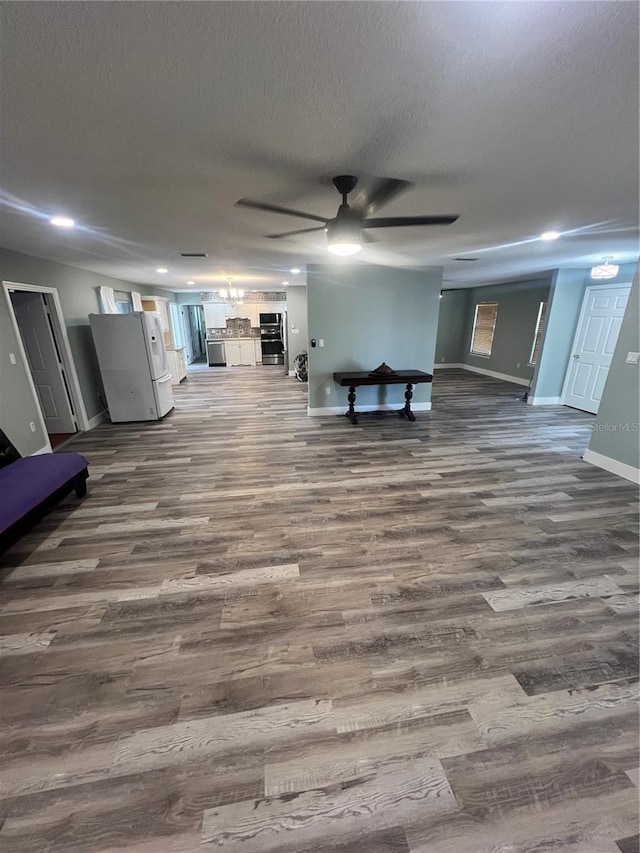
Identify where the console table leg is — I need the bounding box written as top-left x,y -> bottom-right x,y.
399,383 -> 416,421
346,385 -> 358,424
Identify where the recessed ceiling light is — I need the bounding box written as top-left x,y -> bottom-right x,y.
186,280 -> 195,285
282,281 -> 289,285
50,216 -> 75,229
156,268 -> 168,274
540,231 -> 560,241
290,268 -> 301,274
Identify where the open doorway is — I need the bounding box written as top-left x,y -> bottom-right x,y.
184,304 -> 206,365
3,281 -> 89,452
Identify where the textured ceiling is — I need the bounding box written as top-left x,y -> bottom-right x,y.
0,1 -> 638,291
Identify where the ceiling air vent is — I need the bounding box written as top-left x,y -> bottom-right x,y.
453,257 -> 478,261
178,253 -> 208,258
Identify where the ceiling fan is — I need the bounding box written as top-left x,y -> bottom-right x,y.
236,175 -> 459,256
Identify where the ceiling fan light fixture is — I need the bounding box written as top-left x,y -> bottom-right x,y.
591,257 -> 619,279
326,216 -> 362,256
328,241 -> 362,256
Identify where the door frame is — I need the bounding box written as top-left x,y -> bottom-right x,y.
560,281 -> 632,410
2,280 -> 90,451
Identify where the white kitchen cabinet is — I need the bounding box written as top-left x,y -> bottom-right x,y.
225,338 -> 256,366
247,304 -> 261,328
253,338 -> 262,364
166,347 -> 187,384
229,307 -> 252,323
204,303 -> 229,329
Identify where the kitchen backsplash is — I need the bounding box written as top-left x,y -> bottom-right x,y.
207,320 -> 260,339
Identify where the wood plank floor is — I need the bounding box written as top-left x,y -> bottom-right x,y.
1,367 -> 638,853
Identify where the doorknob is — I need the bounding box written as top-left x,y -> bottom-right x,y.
573,353 -> 580,359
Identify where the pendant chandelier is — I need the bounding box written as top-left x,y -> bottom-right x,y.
590,257 -> 619,280
218,278 -> 244,305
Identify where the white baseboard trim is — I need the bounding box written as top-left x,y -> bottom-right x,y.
308,402 -> 432,417
582,449 -> 640,484
32,444 -> 52,455
86,410 -> 109,430
433,363 -> 463,369
527,396 -> 562,406
288,370 -> 296,377
462,363 -> 530,387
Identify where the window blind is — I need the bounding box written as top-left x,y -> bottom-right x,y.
529,301 -> 547,365
470,302 -> 498,356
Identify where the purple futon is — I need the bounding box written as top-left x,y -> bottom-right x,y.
0,429 -> 89,554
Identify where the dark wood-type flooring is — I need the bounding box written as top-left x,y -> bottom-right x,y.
1,367 -> 638,852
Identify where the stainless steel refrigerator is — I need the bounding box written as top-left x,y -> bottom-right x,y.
280,311 -> 289,373
89,312 -> 174,422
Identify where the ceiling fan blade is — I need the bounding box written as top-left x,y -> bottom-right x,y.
364,178 -> 412,214
364,215 -> 459,228
265,226 -> 326,239
236,198 -> 327,224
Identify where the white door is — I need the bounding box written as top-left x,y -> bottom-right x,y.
11,291 -> 76,434
141,312 -> 169,379
181,307 -> 194,363
170,302 -> 184,348
562,284 -> 631,414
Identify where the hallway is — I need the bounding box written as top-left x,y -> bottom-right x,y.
0,368 -> 638,852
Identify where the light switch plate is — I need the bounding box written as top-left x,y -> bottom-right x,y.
9,353 -> 17,364
625,351 -> 639,364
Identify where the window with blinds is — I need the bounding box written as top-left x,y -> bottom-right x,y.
529,301 -> 547,365
470,302 -> 498,356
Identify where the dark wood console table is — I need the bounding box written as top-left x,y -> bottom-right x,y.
333,370 -> 433,424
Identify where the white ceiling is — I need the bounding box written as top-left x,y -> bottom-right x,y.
1,2 -> 638,291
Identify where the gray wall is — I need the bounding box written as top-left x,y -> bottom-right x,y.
306,263 -> 442,412
531,263 -> 637,401
587,267 -> 639,472
461,278 -> 552,383
0,247 -> 170,455
285,286 -> 308,373
435,289 -> 469,364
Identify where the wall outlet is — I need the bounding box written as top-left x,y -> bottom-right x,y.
29,422 -> 37,432
625,351 -> 639,364
9,353 -> 17,365
441,357 -> 445,362
516,362 -> 521,368
319,339 -> 324,347
325,386 -> 331,395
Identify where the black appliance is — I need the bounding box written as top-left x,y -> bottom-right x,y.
259,312 -> 284,365
259,312 -> 280,326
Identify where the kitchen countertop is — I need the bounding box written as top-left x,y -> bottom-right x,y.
207,336 -> 259,342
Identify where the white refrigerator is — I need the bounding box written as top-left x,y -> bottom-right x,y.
89,312 -> 174,422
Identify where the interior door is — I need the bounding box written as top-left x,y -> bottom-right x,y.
563,284 -> 631,413
11,291 -> 76,434
181,307 -> 194,363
